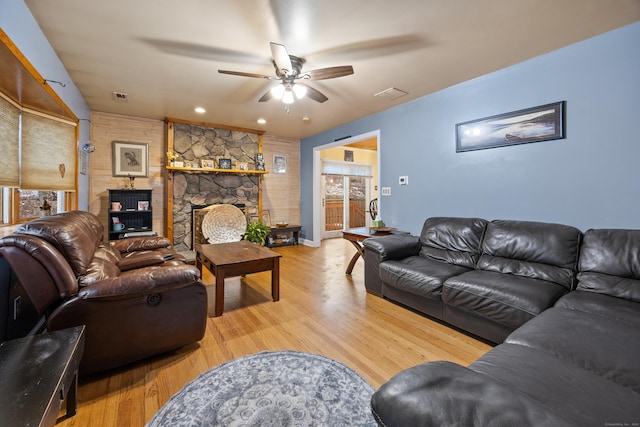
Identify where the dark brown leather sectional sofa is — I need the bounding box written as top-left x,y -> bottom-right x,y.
0,210 -> 207,374
364,217 -> 640,425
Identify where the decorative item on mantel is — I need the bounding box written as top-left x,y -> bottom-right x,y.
167,151 -> 179,166
128,174 -> 135,189
255,153 -> 265,171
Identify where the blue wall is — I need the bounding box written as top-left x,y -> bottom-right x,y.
1,0 -> 91,209
301,22 -> 640,239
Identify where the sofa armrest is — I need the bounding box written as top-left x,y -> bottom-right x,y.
362,235 -> 420,296
117,251 -> 166,271
362,234 -> 420,260
371,361 -> 570,427
110,236 -> 171,253
78,264 -> 201,300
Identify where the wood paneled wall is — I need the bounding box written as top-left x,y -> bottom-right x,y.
89,112 -> 166,235
89,112 -> 301,237
261,135 -> 301,226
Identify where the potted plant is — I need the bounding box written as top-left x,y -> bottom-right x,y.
244,221 -> 271,246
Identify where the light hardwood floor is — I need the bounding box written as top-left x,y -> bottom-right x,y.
58,238 -> 492,426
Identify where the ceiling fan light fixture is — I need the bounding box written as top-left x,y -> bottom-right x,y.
271,84 -> 286,100
292,83 -> 307,99
282,88 -> 295,104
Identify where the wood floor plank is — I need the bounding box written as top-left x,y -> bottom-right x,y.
57,238 -> 492,426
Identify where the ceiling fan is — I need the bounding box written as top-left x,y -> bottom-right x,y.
218,42 -> 354,104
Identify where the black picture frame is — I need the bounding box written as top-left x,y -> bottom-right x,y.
456,101 -> 565,152
219,158 -> 232,169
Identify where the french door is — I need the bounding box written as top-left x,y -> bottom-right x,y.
321,174 -> 371,239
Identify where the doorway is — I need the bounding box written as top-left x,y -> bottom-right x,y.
312,131 -> 379,244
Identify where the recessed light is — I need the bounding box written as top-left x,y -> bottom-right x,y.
257,118 -> 267,124
194,107 -> 206,114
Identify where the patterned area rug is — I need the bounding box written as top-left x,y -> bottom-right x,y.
147,350 -> 377,426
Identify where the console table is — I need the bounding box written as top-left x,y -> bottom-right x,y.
267,225 -> 302,247
0,325 -> 85,426
342,227 -> 407,275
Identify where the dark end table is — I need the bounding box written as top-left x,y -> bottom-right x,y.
0,325 -> 85,427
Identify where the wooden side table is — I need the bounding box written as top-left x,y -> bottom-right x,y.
267,225 -> 302,247
0,325 -> 85,427
342,227 -> 407,275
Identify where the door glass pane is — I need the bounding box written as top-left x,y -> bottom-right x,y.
348,177 -> 367,228
324,175 -> 344,231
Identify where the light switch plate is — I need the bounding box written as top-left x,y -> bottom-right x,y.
381,187 -> 391,196
399,176 -> 408,185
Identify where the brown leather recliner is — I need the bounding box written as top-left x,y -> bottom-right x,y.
0,210 -> 207,374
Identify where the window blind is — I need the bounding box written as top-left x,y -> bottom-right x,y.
21,110 -> 76,191
321,160 -> 371,177
0,94 -> 20,187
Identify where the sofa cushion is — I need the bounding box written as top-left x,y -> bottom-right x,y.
380,256 -> 471,300
577,228 -> 640,303
478,220 -> 581,290
554,290 -> 640,328
443,270 -> 568,329
471,343 -> 640,425
418,217 -> 487,268
505,307 -> 640,392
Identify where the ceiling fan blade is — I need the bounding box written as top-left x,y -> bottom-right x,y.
303,65 -> 354,80
218,70 -> 273,79
299,83 -> 328,103
258,89 -> 273,102
270,42 -> 293,76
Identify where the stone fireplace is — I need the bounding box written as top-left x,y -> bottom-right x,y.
168,122 -> 262,254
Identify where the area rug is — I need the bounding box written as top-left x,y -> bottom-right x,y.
146,350 -> 377,426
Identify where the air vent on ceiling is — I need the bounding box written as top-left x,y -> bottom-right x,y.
112,91 -> 128,103
374,87 -> 408,101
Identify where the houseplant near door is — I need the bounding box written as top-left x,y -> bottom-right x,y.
244,221 -> 271,246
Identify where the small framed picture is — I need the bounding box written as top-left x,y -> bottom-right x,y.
112,141 -> 148,177
261,210 -> 271,227
344,150 -> 354,162
201,159 -> 214,168
137,201 -> 150,211
255,153 -> 265,171
219,158 -> 232,169
273,155 -> 286,174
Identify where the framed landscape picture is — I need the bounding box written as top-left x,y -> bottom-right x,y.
456,101 -> 565,152
112,141 -> 148,177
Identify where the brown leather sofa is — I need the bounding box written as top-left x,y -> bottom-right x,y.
0,210 -> 207,374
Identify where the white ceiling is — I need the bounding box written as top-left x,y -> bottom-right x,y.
25,0 -> 640,139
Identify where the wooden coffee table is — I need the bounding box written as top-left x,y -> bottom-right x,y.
195,241 -> 282,316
